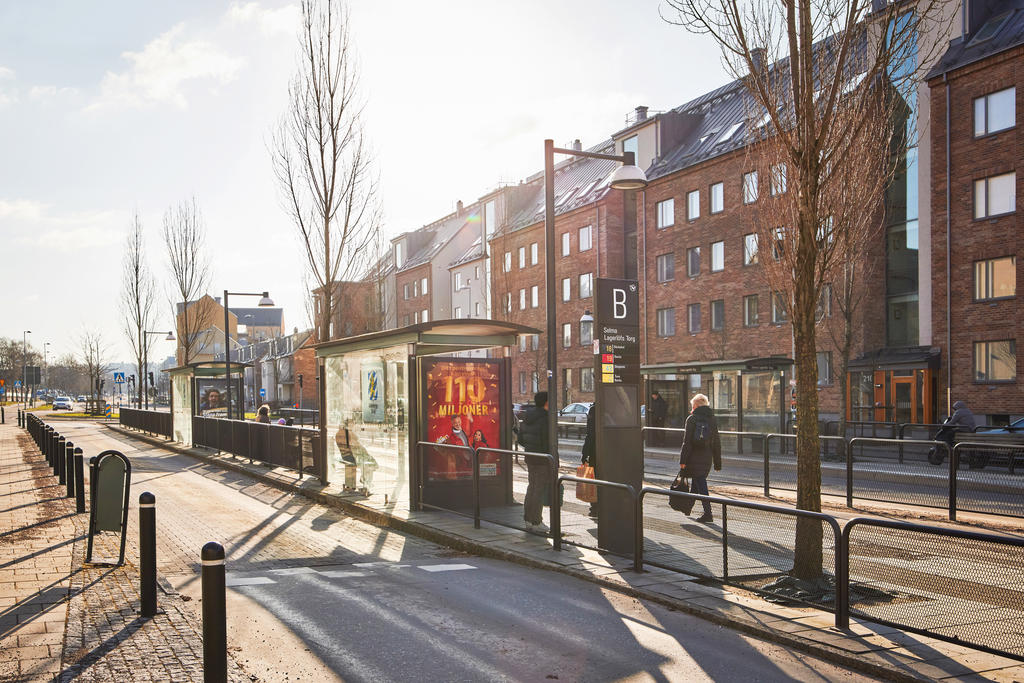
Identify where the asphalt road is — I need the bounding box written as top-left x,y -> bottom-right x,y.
59,422 -> 876,682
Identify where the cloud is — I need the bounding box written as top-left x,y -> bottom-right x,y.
86,23 -> 244,111
1,199 -> 124,252
29,85 -> 79,100
0,66 -> 14,80
228,2 -> 299,35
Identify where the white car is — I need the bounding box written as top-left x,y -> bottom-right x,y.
52,397 -> 74,411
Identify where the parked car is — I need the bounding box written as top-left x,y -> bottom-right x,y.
52,397 -> 73,411
981,417 -> 1024,434
558,402 -> 593,422
512,402 -> 530,422
77,395 -> 87,402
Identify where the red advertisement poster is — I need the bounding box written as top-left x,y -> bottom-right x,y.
422,358 -> 503,481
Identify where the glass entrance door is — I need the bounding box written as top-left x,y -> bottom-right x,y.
892,378 -> 916,424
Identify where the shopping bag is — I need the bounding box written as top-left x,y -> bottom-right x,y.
669,473 -> 695,514
575,463 -> 597,503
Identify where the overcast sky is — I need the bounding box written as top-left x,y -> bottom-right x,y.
0,0 -> 729,365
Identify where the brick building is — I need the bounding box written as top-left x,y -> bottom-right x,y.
928,2 -> 1023,423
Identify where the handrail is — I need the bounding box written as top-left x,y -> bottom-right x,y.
639,487 -> 845,627
553,475 -> 638,571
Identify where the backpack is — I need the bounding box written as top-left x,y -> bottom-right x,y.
692,418 -> 710,445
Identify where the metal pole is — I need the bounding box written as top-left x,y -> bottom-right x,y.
846,438 -> 854,508
57,435 -> 66,483
763,434 -> 770,496
65,441 -> 74,498
143,337 -> 149,411
949,443 -> 957,522
224,290 -> 232,421
74,448 -> 86,513
139,492 -> 157,617
543,140 -> 560,469
201,541 -> 227,683
722,503 -> 729,582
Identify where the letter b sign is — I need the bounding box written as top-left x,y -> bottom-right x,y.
596,278 -> 639,326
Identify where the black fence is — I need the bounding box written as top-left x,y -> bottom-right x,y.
119,408 -> 172,438
192,416 -> 323,481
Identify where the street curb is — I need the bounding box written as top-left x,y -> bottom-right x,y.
106,424 -> 936,683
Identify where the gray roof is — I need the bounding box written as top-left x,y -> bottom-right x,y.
449,235 -> 485,268
927,5 -> 1024,79
398,209 -> 478,273
230,307 -> 283,328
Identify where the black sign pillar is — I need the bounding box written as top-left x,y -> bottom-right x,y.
594,278 -> 642,554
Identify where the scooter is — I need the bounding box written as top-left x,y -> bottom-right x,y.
927,421 -> 987,468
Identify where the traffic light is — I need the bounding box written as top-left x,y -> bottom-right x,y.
148,372 -> 154,387
129,374 -> 136,386
297,374 -> 303,388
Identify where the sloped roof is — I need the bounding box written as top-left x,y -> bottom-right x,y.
449,235 -> 485,268
398,209 -> 479,273
927,5 -> 1024,79
230,307 -> 283,328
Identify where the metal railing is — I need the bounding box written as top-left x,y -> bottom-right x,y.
191,416 -> 322,481
552,474 -> 638,570
841,517 -> 1024,662
119,408 -> 172,438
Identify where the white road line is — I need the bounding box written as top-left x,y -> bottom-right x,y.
318,570 -> 370,578
352,562 -> 390,568
418,564 -> 477,572
268,567 -> 320,576
225,576 -> 276,587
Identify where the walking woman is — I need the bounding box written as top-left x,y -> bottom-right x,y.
678,393 -> 722,523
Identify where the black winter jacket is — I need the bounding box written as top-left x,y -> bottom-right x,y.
678,405 -> 722,477
518,405 -> 550,465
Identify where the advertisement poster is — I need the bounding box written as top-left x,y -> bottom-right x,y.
361,362 -> 385,423
194,378 -> 242,417
422,358 -> 502,481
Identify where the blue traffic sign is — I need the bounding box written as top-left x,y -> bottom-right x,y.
259,388 -> 266,398
14,380 -> 21,387
113,372 -> 126,384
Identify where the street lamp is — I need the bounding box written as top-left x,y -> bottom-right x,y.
43,342 -> 50,393
543,140 -> 646,463
223,290 -> 273,420
142,330 -> 175,409
22,330 -> 30,408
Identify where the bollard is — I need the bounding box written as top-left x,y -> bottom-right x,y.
57,436 -> 67,484
1,405 -> 4,424
139,492 -> 157,617
52,432 -> 62,478
74,448 -> 86,513
201,541 -> 227,683
17,409 -> 21,428
43,426 -> 51,464
65,441 -> 75,498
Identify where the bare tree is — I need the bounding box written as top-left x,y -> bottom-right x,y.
121,211 -> 158,408
79,330 -> 111,400
163,198 -> 213,365
665,0 -> 949,579
273,0 -> 382,344
48,354 -> 88,397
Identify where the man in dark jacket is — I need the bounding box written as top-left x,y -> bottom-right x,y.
518,391 -> 551,531
679,393 -> 722,523
581,403 -> 597,518
649,391 -> 668,445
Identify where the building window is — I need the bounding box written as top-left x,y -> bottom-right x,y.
421,309 -> 428,323
519,371 -> 527,394
474,266 -> 479,279
771,292 -> 788,323
743,233 -> 759,265
711,299 -> 724,331
519,288 -> 526,310
816,351 -> 833,386
504,251 -> 512,272
454,272 -> 463,291
421,277 -> 428,295
974,256 -> 1016,300
656,199 -> 674,228
580,319 -> 593,345
531,334 -> 539,351
687,190 -> 700,220
581,367 -> 594,392
710,182 -> 724,213
485,200 -> 497,236
413,311 -> 419,324
505,293 -> 512,313
623,134 -> 638,159
743,294 -> 759,326
519,246 -> 526,269
454,306 -> 462,318
562,323 -> 571,348
402,315 -> 409,326
743,171 -> 758,203
562,232 -> 570,257
531,285 -> 539,308
770,163 -> 787,196
974,340 -> 1016,382
687,303 -> 701,334
532,371 -> 539,393
579,225 -> 593,251
530,242 -> 539,265
394,242 -> 404,269
974,172 -> 1016,219
816,284 -> 833,320
562,277 -> 571,302
579,273 -> 593,298
656,253 -> 675,282
974,87 -> 1015,137
475,302 -> 481,317
772,227 -> 785,260
711,241 -> 724,272
403,283 -> 410,300
687,247 -> 701,277
413,280 -> 420,297
656,307 -> 676,337
519,335 -> 528,352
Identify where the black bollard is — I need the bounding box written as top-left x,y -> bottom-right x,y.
74,448 -> 85,513
52,433 -> 61,477
201,541 -> 227,683
17,409 -> 21,428
57,436 -> 66,483
139,492 -> 157,617
65,441 -> 75,498
46,427 -> 54,465
2,405 -> 5,424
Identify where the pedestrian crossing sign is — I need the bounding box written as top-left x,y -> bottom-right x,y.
113,372 -> 126,384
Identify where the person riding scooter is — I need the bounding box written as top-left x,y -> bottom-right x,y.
928,401 -> 976,465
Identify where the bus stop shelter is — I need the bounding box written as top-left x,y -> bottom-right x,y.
314,320 -> 539,510
166,361 -> 248,446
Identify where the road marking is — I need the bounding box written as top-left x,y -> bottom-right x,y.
268,567 -> 319,576
318,570 -> 370,578
225,576 -> 276,587
418,563 -> 477,572
353,561 -> 390,568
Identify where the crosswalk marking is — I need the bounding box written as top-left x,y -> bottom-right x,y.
268,567 -> 319,576
418,564 -> 477,573
223,561 -> 478,586
225,576 -> 276,587
318,570 -> 370,578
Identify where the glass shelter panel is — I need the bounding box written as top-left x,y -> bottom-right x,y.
171,373 -> 192,445
742,371 -> 782,433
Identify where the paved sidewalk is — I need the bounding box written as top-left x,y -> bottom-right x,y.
107,422 -> 1024,683
0,420 -> 248,681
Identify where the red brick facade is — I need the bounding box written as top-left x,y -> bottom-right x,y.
395,263 -> 431,326
929,46 -> 1023,418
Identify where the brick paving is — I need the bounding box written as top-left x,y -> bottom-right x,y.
0,418 -> 248,682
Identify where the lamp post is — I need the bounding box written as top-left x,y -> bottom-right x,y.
543,140 -> 646,464
222,291 -> 274,421
142,331 -> 175,409
22,330 -> 30,408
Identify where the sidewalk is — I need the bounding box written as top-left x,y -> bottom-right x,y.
108,422 -> 1024,683
0,420 -> 248,681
